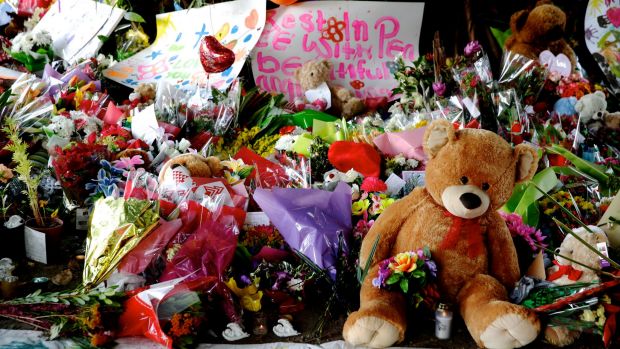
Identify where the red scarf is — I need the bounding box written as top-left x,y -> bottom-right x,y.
440,211 -> 483,258
547,260 -> 583,282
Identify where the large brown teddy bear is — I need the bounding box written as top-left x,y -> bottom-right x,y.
505,2 -> 576,69
343,120 -> 541,348
158,153 -> 223,184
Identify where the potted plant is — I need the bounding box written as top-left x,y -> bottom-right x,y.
3,117 -> 63,264
0,165 -> 26,260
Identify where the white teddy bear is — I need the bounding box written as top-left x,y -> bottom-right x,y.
574,91 -> 607,132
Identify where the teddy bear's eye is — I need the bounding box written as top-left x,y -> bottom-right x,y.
460,176 -> 468,184
310,72 -> 314,77
481,183 -> 490,191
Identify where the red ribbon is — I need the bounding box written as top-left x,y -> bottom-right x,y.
547,260 -> 583,282
603,303 -> 620,348
440,211 -> 483,258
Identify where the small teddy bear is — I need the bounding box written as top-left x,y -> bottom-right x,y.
602,111 -> 620,130
544,226 -> 609,346
294,60 -> 365,118
505,1 -> 577,69
546,226 -> 609,286
574,91 -> 607,131
158,153 -> 224,203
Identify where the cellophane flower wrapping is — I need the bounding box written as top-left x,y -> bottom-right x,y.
451,47 -> 495,129
186,79 -> 240,149
83,196 -> 160,289
253,181 -> 352,280
154,80 -> 188,138
159,200 -> 245,282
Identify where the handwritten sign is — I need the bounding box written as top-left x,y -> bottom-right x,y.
251,1 -> 424,101
584,0 -> 620,95
104,0 -> 265,91
35,0 -> 125,63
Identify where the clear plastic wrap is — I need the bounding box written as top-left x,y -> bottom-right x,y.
154,80 -> 188,139
187,79 -> 240,146
497,51 -> 548,107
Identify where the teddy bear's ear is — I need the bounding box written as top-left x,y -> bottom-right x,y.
322,60 -> 333,70
510,9 -> 529,33
594,90 -> 606,99
514,144 -> 538,183
423,119 -> 455,158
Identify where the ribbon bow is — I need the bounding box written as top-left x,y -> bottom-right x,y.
440,211 -> 483,258
547,260 -> 583,282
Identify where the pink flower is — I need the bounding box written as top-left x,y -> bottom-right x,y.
113,155 -> 145,170
361,177 -> 387,193
432,81 -> 446,96
464,41 -> 482,57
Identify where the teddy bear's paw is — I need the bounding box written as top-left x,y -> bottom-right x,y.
479,308 -> 540,349
343,315 -> 400,348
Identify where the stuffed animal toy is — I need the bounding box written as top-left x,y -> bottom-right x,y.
343,119 -> 540,349
553,97 -> 577,117
602,111 -> 620,130
574,91 -> 607,131
294,60 -> 365,118
505,2 -> 576,69
158,153 -> 223,186
544,226 -> 609,346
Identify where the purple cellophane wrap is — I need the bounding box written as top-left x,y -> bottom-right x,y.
253,181 -> 352,280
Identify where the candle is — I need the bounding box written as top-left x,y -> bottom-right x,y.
435,303 -> 453,340
253,312 -> 268,336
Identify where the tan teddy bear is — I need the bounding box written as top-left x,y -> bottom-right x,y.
505,1 -> 577,69
158,153 -> 223,184
343,119 -> 540,348
544,226 -> 609,346
294,60 -> 365,119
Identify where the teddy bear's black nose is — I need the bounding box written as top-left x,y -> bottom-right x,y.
460,193 -> 481,209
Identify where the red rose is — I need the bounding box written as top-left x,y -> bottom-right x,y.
361,177 -> 387,193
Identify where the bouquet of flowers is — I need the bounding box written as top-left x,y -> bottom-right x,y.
52,141 -> 109,205
9,29 -> 54,72
372,247 -> 437,307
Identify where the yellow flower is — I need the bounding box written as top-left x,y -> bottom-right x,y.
0,164 -> 13,183
225,277 -> 263,312
414,119 -> 428,128
221,158 -> 245,173
352,199 -> 370,215
380,198 -> 395,211
390,252 -> 418,273
38,200 -> 48,208
580,309 -> 596,322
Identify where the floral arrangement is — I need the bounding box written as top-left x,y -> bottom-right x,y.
52,142 -> 109,205
9,29 -> 53,72
539,190 -> 599,226
500,212 -> 547,252
384,154 -> 420,177
0,287 -> 124,346
372,248 -> 437,307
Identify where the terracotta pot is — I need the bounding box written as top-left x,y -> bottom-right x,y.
24,218 -> 63,264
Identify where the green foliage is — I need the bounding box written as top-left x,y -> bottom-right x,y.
2,116 -> 43,226
124,11 -> 145,23
6,287 -> 125,307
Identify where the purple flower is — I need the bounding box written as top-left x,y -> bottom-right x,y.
499,212 -> 547,251
464,41 -> 482,57
239,274 -> 252,287
432,81 -> 446,96
426,260 -> 437,278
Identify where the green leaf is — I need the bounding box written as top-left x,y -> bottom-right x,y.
386,273 -> 401,285
75,297 -> 86,305
502,167 -> 560,227
423,246 -> 431,259
399,278 -> 409,293
124,11 -> 145,23
103,298 -> 113,305
490,27 -> 512,50
412,269 -> 425,278
97,35 -> 109,43
358,234 -> 381,284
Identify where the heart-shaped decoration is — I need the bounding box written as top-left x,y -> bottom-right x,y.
245,9 -> 258,29
539,50 -> 571,77
199,35 -> 235,74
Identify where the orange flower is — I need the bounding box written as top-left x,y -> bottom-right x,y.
90,332 -> 112,346
390,252 -> 417,273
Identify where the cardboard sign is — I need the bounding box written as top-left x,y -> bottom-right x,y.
251,1 -> 424,101
35,0 -> 125,63
104,0 -> 266,91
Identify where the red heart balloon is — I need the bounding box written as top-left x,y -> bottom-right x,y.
199,35 -> 235,74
